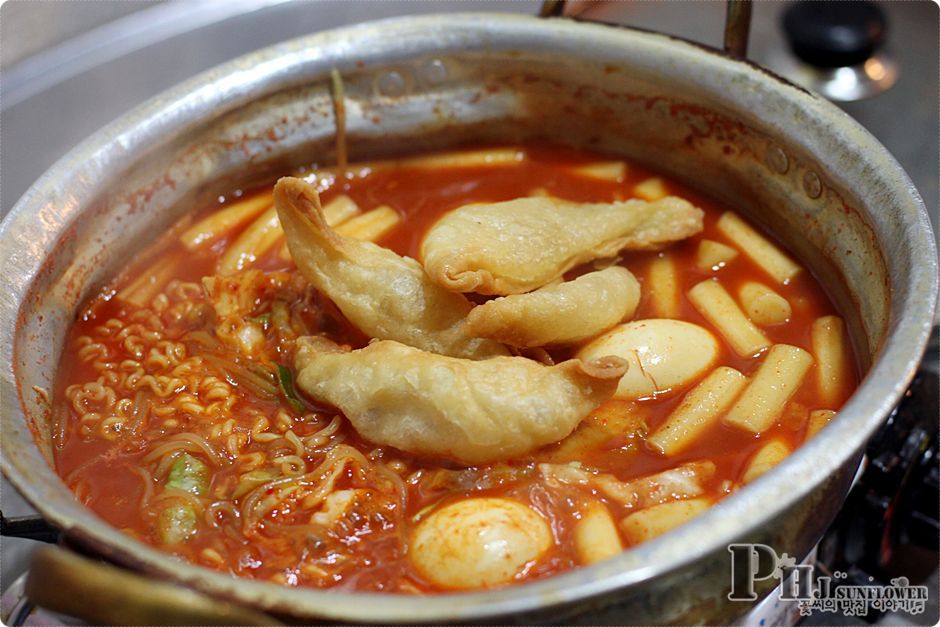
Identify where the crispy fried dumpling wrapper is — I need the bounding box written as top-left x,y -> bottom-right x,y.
294,337 -> 627,464
421,196 -> 704,295
464,267 -> 641,348
275,177 -> 507,360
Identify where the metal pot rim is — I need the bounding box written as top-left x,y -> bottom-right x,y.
1,13 -> 936,622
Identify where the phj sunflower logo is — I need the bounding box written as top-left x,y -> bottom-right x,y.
728,544 -> 929,617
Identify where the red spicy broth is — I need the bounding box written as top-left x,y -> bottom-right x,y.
52,145 -> 857,592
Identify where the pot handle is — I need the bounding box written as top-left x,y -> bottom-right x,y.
25,545 -> 281,626
538,0 -> 754,59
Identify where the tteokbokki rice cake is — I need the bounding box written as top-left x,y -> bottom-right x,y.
54,145 -> 856,592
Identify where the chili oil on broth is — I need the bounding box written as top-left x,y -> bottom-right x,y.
51,144 -> 858,593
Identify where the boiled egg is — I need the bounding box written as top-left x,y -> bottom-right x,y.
410,497 -> 551,589
577,319 -> 719,399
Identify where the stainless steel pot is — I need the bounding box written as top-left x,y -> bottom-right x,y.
1,13 -> 936,625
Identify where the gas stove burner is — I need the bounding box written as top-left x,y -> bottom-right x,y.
814,363 -> 939,624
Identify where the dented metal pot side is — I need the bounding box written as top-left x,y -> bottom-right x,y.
0,14 -> 936,623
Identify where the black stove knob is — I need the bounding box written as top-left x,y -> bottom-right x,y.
783,0 -> 887,68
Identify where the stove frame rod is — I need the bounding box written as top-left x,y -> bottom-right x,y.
538,0 -> 754,60
0,512 -> 59,543
724,0 -> 753,58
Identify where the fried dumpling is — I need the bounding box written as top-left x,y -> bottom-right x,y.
464,267 -> 641,348
294,337 -> 627,464
421,196 -> 703,295
274,177 -> 507,360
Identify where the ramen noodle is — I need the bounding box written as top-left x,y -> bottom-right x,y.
53,145 -> 857,592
